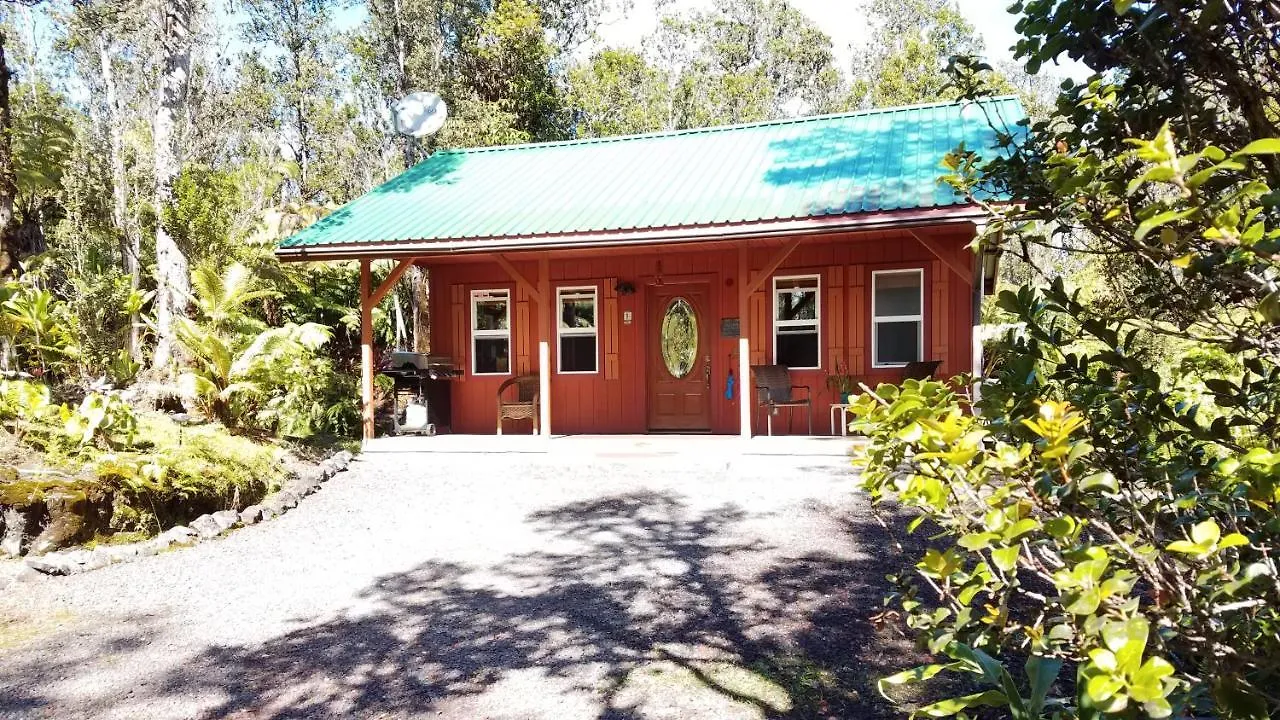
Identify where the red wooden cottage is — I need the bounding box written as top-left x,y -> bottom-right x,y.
275,97 -> 1025,440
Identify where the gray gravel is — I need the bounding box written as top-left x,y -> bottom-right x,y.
0,449 -> 923,720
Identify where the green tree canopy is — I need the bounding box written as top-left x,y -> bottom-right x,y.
567,49 -> 671,138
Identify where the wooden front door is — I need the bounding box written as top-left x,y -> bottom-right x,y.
648,282 -> 712,431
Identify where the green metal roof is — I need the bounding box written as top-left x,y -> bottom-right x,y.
278,96 -> 1025,256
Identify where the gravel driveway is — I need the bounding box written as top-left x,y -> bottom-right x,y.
0,445 -> 924,719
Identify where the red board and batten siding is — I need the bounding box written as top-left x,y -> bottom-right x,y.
428,226 -> 977,435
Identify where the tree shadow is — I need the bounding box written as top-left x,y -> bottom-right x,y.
1,490 -> 935,719
760,103 -> 1021,215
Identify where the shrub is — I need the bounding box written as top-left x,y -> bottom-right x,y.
853,126 -> 1280,719
174,262 -> 334,434
855,1 -> 1280,712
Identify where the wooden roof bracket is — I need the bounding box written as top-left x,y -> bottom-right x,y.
744,238 -> 804,296
909,230 -> 973,286
369,258 -> 418,305
495,253 -> 544,305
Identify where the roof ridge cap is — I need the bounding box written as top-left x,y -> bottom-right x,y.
430,95 -> 1023,157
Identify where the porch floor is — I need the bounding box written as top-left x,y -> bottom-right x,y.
365,433 -> 865,459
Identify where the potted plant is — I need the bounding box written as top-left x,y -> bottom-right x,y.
824,360 -> 858,404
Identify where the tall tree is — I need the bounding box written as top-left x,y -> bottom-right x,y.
649,0 -> 841,127
151,0 -> 195,370
567,49 -> 671,138
240,0 -> 344,202
60,1 -> 150,358
846,0 -> 983,109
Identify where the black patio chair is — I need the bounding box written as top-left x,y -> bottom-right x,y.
751,364 -> 812,436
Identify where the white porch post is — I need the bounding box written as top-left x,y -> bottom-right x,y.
738,245 -> 751,439
538,256 -> 551,437
359,259 -> 374,444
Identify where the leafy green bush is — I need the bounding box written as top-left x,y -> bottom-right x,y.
854,127 -> 1280,717
854,2 -> 1280,714
0,272 -> 78,376
60,391 -> 138,448
174,262 -> 334,434
0,379 -> 138,451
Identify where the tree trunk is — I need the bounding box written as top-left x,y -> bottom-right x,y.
151,0 -> 193,371
100,37 -> 142,360
387,0 -> 430,353
0,31 -> 20,276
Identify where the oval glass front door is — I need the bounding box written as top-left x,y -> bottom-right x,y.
660,298 -> 698,378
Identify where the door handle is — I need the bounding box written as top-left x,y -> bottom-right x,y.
704,356 -> 711,389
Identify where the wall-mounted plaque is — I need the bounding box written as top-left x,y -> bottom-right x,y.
720,317 -> 740,338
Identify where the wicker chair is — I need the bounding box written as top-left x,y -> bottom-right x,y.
903,360 -> 942,380
496,374 -> 539,435
751,364 -> 812,436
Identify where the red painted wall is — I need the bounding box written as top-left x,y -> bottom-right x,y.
428,226 -> 977,435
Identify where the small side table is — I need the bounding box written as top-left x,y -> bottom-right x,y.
830,403 -> 854,436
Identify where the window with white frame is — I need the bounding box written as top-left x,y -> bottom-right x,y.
471,289 -> 511,375
773,275 -> 820,370
557,287 -> 598,373
872,269 -> 924,368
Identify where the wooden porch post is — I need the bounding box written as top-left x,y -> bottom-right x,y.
538,256 -> 551,437
359,258 -> 374,443
738,245 -> 751,439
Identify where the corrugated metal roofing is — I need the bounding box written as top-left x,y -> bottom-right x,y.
278,96 -> 1026,253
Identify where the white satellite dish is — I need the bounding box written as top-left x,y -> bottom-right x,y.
393,92 -> 448,138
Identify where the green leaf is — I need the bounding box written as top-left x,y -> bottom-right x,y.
1088,648 -> 1118,673
1143,697 -> 1174,718
1066,588 -> 1101,615
1234,138 -> 1280,156
914,690 -> 1009,717
1112,0 -> 1135,13
1079,471 -> 1118,493
1166,540 -> 1204,555
1086,674 -> 1123,703
1025,655 -> 1064,716
1191,519 -> 1221,546
992,544 -> 1020,572
1130,657 -> 1175,701
1217,532 -> 1250,550
1045,515 -> 1078,538
1002,518 -> 1041,542
877,662 -> 959,699
958,532 -> 999,550
898,422 -> 924,442
1135,208 -> 1197,243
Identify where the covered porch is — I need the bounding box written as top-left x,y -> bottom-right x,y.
349,219 -> 988,441
275,98 -> 1024,442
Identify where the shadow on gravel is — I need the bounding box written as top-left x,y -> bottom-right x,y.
2,491 -> 928,719
0,611 -> 169,716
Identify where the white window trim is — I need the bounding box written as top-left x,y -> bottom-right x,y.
772,274 -> 822,371
556,286 -> 599,375
471,288 -> 511,376
871,268 -> 925,369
